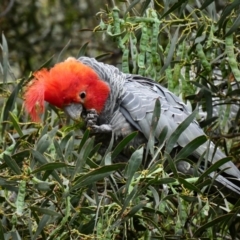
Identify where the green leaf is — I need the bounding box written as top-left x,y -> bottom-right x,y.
111,131 -> 138,159
8,112 -> 24,138
148,177 -> 176,185
56,39 -> 71,63
36,134 -> 51,154
194,214 -> 234,237
32,214 -> 50,240
148,185 -> 159,208
77,129 -> 90,153
89,142 -> 102,159
225,14 -> 240,37
0,177 -> 17,191
124,0 -> 141,16
200,0 -> 215,10
30,206 -> 61,217
64,135 -> 75,160
10,230 -> 22,240
175,135 -> 207,160
72,137 -> 95,179
60,131 -> 74,151
196,178 -> 212,189
72,163 -> 126,190
1,78 -> 25,136
146,98 -> 161,158
125,201 -> 146,218
2,33 -> 9,85
0,217 -> 5,240
77,41 -> 90,57
161,0 -> 188,19
101,133 -> 115,164
165,153 -> 178,178
218,0 -> 239,33
178,177 -> 202,194
124,147 -> 143,192
140,0 -> 151,15
0,151 -> 28,170
31,150 -> 63,186
53,139 -> 64,162
160,26 -> 179,74
197,157 -> 233,184
3,154 -> 21,175
31,162 -> 69,174
165,108 -> 198,154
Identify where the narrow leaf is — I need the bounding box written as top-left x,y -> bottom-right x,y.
73,137 -> 95,179
178,177 -> 202,194
30,206 -> 61,217
3,154 -> 21,175
72,163 -> 125,190
111,131 -> 138,159
8,112 -> 24,137
165,108 -> 198,154
31,162 -> 69,174
176,135 -> 207,160
77,41 -> 90,57
2,33 -> 9,85
160,27 -> 180,74
197,157 -> 233,183
1,78 -> 25,136
194,214 -> 234,237
125,147 -> 143,192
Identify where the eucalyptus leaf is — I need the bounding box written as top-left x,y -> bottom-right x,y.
111,131 -> 138,159
3,154 -> 21,175
165,108 -> 198,154
124,147 -> 143,193
77,41 -> 90,58
72,163 -> 125,190
194,214 -> 234,237
31,162 -> 69,174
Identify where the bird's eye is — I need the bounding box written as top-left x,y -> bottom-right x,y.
79,91 -> 86,99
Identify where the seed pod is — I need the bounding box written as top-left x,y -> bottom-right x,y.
112,7 -> 121,35
130,32 -> 138,74
122,48 -> 130,73
196,43 -> 211,73
225,31 -> 240,81
16,180 -> 26,216
166,66 -> 174,92
138,23 -> 149,75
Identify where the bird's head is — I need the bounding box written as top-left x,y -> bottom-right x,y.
24,57 -> 110,121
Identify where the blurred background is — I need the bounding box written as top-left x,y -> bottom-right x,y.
0,0 -> 124,77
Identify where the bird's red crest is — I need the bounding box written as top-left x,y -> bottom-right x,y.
24,58 -> 110,121
24,69 -> 47,121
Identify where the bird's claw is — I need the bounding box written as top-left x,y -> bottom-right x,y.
83,109 -> 112,133
84,109 -> 99,127
89,124 -> 112,133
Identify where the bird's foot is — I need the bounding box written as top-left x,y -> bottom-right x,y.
89,124 -> 112,133
84,109 -> 99,127
84,109 -> 112,133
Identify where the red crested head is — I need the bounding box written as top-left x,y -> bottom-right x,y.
24,57 -> 110,121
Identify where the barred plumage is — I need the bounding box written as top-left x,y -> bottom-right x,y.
78,57 -> 240,195
24,56 -> 240,196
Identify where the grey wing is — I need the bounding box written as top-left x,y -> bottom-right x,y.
120,76 -> 240,179
120,76 -> 202,142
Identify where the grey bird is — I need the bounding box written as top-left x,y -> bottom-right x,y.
24,56 -> 240,196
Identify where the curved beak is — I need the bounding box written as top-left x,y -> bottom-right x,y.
64,103 -> 83,121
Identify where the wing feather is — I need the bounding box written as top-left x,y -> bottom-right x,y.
120,75 -> 240,179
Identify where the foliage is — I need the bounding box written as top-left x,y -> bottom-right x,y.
96,0 -> 240,151
1,0 -> 240,239
0,0 -> 118,75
